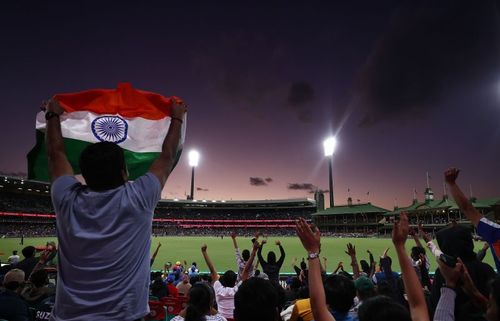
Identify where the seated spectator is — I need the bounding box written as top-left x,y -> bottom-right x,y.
0,268 -> 30,321
167,276 -> 180,297
171,282 -> 227,321
234,277 -> 281,321
372,256 -> 401,302
352,276 -> 376,314
20,269 -> 55,307
150,272 -> 168,299
16,246 -> 39,280
8,250 -> 20,265
177,274 -> 192,296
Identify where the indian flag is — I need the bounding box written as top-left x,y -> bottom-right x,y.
27,83 -> 186,181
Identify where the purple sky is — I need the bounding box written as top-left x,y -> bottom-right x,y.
1,1 -> 500,209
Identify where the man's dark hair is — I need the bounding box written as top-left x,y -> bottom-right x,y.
13,250 -> 17,255
267,251 -> 277,264
22,246 -> 35,258
234,278 -> 280,321
220,270 -> 237,287
360,260 -> 370,275
30,269 -> 48,288
358,295 -> 411,321
185,283 -> 213,321
411,246 -> 426,260
79,142 -> 127,191
324,274 -> 356,313
242,249 -> 250,261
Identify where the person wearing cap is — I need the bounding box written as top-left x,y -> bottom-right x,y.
351,276 -> 376,316
43,98 -> 187,320
0,268 -> 30,321
166,276 -> 179,297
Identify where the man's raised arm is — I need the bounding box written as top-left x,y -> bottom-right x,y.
45,99 -> 73,182
149,102 -> 187,188
444,168 -> 483,227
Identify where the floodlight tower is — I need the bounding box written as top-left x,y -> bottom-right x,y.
188,150 -> 200,200
323,137 -> 337,208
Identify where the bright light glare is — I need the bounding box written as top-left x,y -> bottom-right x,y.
188,150 -> 200,167
323,137 -> 337,156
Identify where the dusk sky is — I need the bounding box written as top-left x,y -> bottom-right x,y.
1,1 -> 500,209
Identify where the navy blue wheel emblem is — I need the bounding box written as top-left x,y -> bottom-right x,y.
91,116 -> 128,143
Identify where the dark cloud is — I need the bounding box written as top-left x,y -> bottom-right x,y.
354,0 -> 500,127
265,177 -> 273,183
196,187 -> 209,192
308,189 -> 329,194
250,177 -> 268,186
288,183 -> 316,191
287,82 -> 315,123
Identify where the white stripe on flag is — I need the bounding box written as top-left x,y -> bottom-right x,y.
36,111 -> 186,153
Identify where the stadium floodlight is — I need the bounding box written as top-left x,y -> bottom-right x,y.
188,150 -> 200,200
188,150 -> 200,167
323,137 -> 337,157
323,136 -> 337,208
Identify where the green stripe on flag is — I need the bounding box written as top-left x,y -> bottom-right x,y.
27,130 -> 181,182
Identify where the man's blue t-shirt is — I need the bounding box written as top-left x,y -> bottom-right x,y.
477,217 -> 500,273
49,173 -> 161,321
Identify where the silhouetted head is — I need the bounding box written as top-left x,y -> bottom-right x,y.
79,142 -> 128,191
436,224 -> 476,262
324,274 -> 356,313
22,246 -> 35,259
12,250 -> 18,256
242,249 -> 250,261
30,269 -> 48,288
411,246 -> 426,261
300,260 -> 307,271
267,251 -> 277,264
358,296 -> 410,321
360,260 -> 370,275
234,278 -> 280,321
185,283 -> 214,321
220,270 -> 237,287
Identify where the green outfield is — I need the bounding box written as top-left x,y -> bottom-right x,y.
0,236 -> 494,274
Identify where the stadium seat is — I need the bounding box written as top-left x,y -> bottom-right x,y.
162,296 -> 186,321
146,300 -> 165,321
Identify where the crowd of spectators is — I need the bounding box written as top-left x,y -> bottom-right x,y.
2,168 -> 500,321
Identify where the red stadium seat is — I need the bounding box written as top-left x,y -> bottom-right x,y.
146,300 -> 165,321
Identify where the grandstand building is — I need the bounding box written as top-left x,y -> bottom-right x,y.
0,175 -> 317,237
312,197 -> 388,236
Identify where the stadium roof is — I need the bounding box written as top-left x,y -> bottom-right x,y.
385,196 -> 495,216
312,203 -> 389,216
157,198 -> 317,209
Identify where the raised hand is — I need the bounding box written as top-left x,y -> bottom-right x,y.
345,243 -> 356,257
201,244 -> 207,252
171,100 -> 188,120
231,232 -> 237,239
437,257 -> 462,289
42,98 -> 64,115
275,240 -> 281,246
444,168 -> 460,185
296,218 -> 321,253
392,212 -> 409,247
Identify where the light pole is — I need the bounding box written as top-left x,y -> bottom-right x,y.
323,137 -> 337,208
188,150 -> 200,200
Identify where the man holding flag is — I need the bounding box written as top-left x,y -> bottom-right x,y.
42,86 -> 187,321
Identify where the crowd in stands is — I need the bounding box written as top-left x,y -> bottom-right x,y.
2,155 -> 500,321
